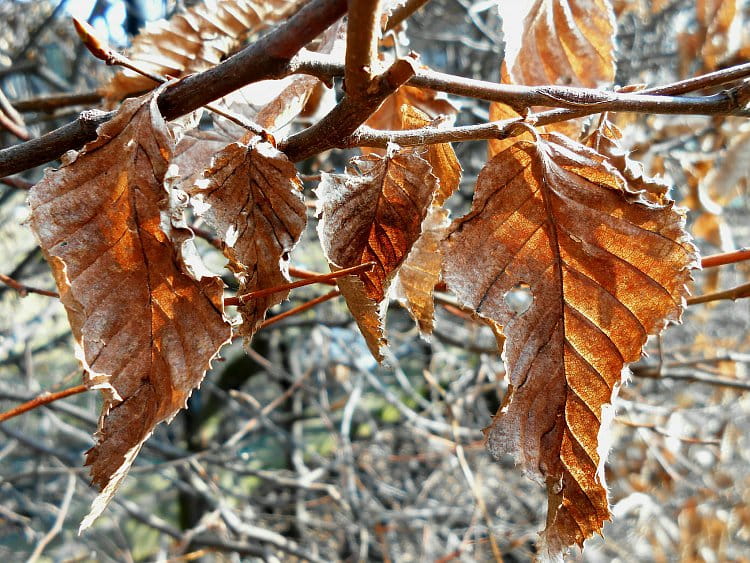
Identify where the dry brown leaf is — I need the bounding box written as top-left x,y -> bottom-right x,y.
171,128 -> 234,192
700,126 -> 750,208
392,206 -> 450,336
316,147 -> 439,360
397,104 -> 462,206
442,132 -> 698,558
582,116 -> 669,204
28,90 -> 232,529
214,21 -> 344,135
191,137 -> 306,343
491,0 -> 617,152
363,83 -> 457,144
104,0 -> 300,101
500,0 -> 617,88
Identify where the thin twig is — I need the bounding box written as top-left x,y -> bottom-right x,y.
0,273 -> 59,298
27,473 -> 76,563
226,262 -> 374,306
11,91 -> 105,113
701,248 -> 750,268
687,281 -> 750,305
260,289 -> 341,329
0,384 -> 89,423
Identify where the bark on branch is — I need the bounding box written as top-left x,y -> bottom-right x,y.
0,0 -> 347,177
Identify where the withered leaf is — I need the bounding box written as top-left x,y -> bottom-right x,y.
442,132 -> 697,558
582,116 -> 669,204
171,127 -> 234,193
104,0 -> 301,101
491,0 -> 617,152
28,90 -> 232,529
397,104 -> 462,206
316,147 -> 439,360
392,206 -> 450,336
364,83 -> 457,140
499,0 -> 617,89
191,137 -> 306,343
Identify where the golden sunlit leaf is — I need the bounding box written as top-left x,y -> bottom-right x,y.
316,147 -> 439,360
364,83 -> 457,142
392,206 -> 450,336
191,137 -> 306,343
442,132 -> 698,558
500,0 -> 617,89
397,104 -> 462,206
491,0 -> 617,151
28,90 -> 232,529
697,0 -> 740,71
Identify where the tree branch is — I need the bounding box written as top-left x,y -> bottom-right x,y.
280,55 -> 419,160
0,384 -> 88,423
345,0 -> 382,96
0,0 -> 348,178
3,17 -> 750,177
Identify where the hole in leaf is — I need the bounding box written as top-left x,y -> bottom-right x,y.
504,283 -> 532,315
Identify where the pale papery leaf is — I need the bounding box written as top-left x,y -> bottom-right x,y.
213,20 -> 345,136
104,0 -> 301,101
392,206 -> 450,336
27,89 -> 232,529
190,137 -> 306,343
442,132 -> 698,558
316,147 -> 439,361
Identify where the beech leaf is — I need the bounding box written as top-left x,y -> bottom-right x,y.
491,0 -> 617,154
191,137 -> 306,343
442,132 -> 698,558
500,0 -> 617,89
392,206 -> 450,336
28,90 -> 232,529
397,104 -> 462,206
363,83 -> 457,145
316,147 -> 439,360
582,116 -> 669,205
104,0 -> 301,101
